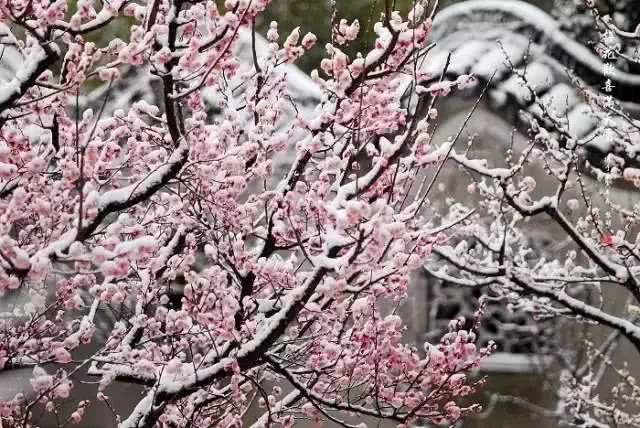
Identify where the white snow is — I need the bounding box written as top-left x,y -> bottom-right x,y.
53,8 -> 115,34
97,143 -> 188,209
499,62 -> 554,104
449,150 -> 514,178
447,40 -> 492,75
154,226 -> 186,268
114,236 -> 157,256
566,103 -> 597,138
423,50 -> 454,78
529,83 -> 578,119
0,43 -> 46,106
433,0 -> 640,86
119,391 -> 155,428
221,28 -> 322,104
471,40 -> 528,80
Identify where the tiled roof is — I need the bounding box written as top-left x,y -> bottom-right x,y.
425,0 -> 640,168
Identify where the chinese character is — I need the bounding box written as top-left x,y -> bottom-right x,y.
602,95 -> 616,109
603,79 -> 615,93
602,63 -> 616,78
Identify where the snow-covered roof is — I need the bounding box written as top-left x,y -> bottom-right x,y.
425,0 -> 640,166
434,1 -> 640,87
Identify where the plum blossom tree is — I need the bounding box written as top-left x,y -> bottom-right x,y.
0,0 -> 492,426
422,2 -> 640,426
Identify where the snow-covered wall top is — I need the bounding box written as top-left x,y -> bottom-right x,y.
432,0 -> 640,101
425,0 -> 640,166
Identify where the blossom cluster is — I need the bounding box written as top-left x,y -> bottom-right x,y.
0,0 -> 490,426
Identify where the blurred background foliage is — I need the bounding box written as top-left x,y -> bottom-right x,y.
85,0 -> 640,74
81,0 -> 638,75
257,0 -> 554,72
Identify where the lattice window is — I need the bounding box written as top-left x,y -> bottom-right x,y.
418,269 -> 556,372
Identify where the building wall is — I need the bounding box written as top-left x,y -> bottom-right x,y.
401,96 -> 640,426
